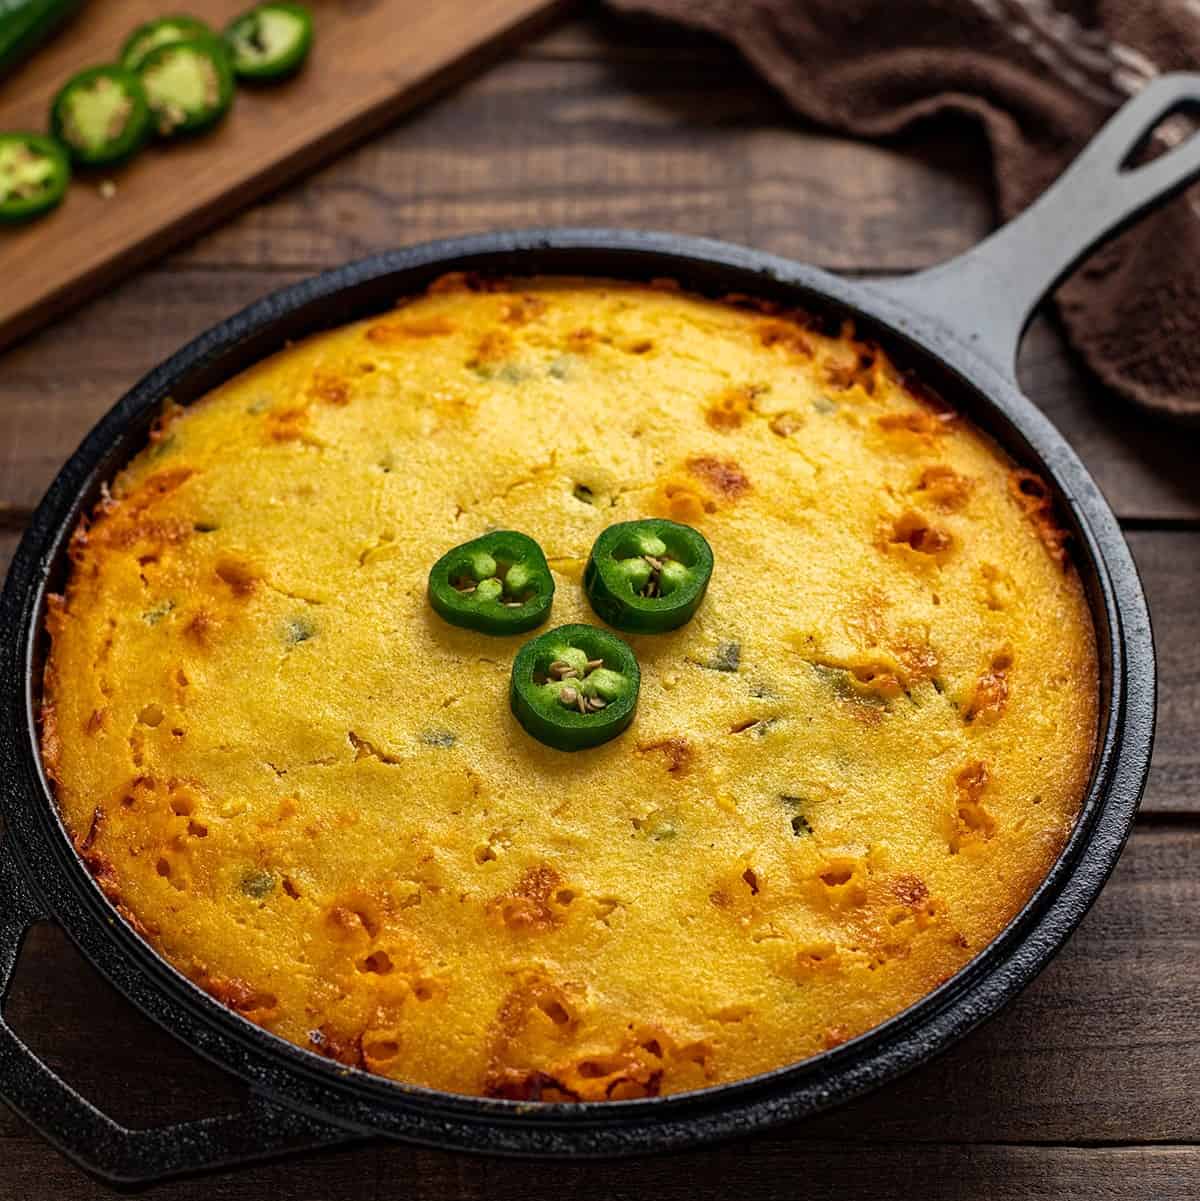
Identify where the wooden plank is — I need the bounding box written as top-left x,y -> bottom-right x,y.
1020,328 -> 1200,524
0,0 -> 565,352
1129,532 -> 1200,813
0,825 -> 1196,1155
167,55 -> 994,274
0,1138 -> 1195,1201
524,13 -> 731,61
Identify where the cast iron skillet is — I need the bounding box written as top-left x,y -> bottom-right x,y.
2,76 -> 1198,1185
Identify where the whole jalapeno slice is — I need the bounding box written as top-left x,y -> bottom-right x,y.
510,624 -> 640,751
0,132 -> 70,224
225,3 -> 314,81
138,38 -> 235,138
51,65 -> 151,166
428,530 -> 554,635
121,15 -> 217,72
584,518 -> 714,633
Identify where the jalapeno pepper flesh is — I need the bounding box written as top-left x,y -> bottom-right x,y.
121,15 -> 217,72
225,3 -> 313,81
584,518 -> 714,633
138,38 -> 235,138
510,624 -> 640,751
51,65 -> 151,166
0,132 -> 70,223
428,531 -> 554,635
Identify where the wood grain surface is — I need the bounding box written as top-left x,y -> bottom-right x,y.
0,9 -> 1197,1198
0,0 -> 563,351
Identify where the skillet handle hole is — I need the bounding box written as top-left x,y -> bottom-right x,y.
1120,101 -> 1200,171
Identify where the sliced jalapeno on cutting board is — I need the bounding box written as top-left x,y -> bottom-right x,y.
225,3 -> 313,81
510,624 -> 640,751
121,14 -> 216,72
0,132 -> 70,223
51,65 -> 151,166
138,37 -> 235,138
584,518 -> 714,633
428,530 -> 555,635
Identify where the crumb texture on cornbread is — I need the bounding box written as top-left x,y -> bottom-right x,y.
42,276 -> 1097,1099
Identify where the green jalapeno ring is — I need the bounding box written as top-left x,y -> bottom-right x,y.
225,3 -> 314,82
51,65 -> 152,167
0,132 -> 70,224
584,518 -> 714,634
428,530 -> 555,636
138,38 -> 236,139
510,624 -> 640,751
121,15 -> 219,72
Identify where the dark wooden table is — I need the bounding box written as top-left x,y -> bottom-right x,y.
2,11 -> 1198,1199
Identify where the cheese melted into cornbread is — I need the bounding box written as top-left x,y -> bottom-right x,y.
43,277 -> 1097,1099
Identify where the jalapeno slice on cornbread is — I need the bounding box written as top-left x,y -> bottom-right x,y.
428,530 -> 554,635
584,518 -> 714,633
510,624 -> 640,750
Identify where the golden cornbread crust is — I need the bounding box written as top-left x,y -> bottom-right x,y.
42,276 -> 1097,1100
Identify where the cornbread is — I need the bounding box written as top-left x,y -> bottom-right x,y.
42,276 -> 1098,1100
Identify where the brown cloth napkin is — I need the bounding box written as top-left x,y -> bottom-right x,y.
608,0 -> 1200,421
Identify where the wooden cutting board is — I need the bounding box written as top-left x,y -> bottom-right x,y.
0,0 -> 564,352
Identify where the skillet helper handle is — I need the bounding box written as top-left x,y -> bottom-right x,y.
0,838 -> 357,1184
870,72 -> 1200,382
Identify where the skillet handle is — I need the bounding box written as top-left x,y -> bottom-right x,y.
0,838 -> 358,1184
869,72 -> 1200,382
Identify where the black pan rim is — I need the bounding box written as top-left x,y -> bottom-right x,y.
0,228 -> 1156,1157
